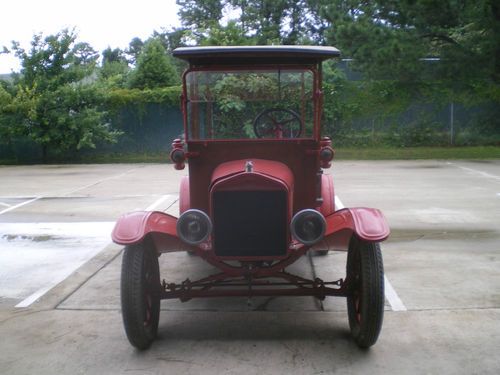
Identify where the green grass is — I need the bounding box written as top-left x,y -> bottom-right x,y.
77,152 -> 168,164
334,146 -> 500,160
0,152 -> 168,165
65,146 -> 500,162
1,146 -> 499,165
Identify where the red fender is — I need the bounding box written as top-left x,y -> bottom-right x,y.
312,207 -> 390,251
112,211 -> 194,253
318,173 -> 335,216
179,176 -> 190,214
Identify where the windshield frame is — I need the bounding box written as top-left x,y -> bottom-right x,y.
181,64 -> 322,142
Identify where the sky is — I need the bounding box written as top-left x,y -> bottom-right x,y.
0,0 -> 181,73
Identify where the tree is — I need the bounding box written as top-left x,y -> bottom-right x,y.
177,0 -> 224,30
100,47 -> 129,85
6,29 -> 120,161
0,83 -> 16,146
319,0 -> 500,135
126,37 -> 144,65
318,1 -> 500,83
176,0 -> 316,45
128,38 -> 180,89
231,0 -> 308,44
200,21 -> 255,46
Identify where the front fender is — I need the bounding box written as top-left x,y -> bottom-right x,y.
312,207 -> 390,251
112,211 -> 194,253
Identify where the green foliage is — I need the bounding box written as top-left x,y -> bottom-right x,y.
128,38 -> 180,89
177,0 -> 224,30
319,1 -> 499,79
99,47 -> 130,86
126,37 -> 145,65
2,2 -> 500,163
2,29 -> 120,160
27,84 -> 118,152
184,69 -> 315,139
175,0 -> 500,143
106,86 -> 182,108
318,0 -> 500,125
200,21 -> 256,46
176,0 -> 317,45
0,84 -> 17,143
334,146 -> 500,160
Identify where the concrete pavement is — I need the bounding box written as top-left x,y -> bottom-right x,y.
0,160 -> 499,374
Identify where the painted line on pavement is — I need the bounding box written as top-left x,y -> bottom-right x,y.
12,195 -> 174,308
334,195 -> 344,211
16,275 -> 71,308
0,202 -> 11,207
384,275 -> 407,311
333,195 -> 345,210
447,162 -> 500,182
146,194 -> 176,211
334,195 -> 407,312
63,167 -> 143,196
11,221 -> 114,308
1,168 -> 144,216
0,197 -> 41,215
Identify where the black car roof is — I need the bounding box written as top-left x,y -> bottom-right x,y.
172,45 -> 340,65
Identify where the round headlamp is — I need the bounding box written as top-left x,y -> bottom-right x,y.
177,209 -> 212,245
290,209 -> 326,246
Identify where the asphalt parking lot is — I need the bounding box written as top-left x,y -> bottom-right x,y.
0,160 -> 499,374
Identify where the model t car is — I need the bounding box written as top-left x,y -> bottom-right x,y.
112,46 -> 390,350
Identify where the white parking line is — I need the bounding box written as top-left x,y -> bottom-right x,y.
1,168 -> 144,217
334,195 -> 407,312
63,167 -> 143,196
384,276 -> 407,311
15,275 -> 72,308
0,222 -> 116,308
146,194 -> 176,211
10,196 -> 176,308
0,202 -> 11,207
334,195 -> 344,211
447,162 -> 500,182
0,197 -> 41,215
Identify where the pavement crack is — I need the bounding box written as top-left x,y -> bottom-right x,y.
124,368 -> 154,373
156,357 -> 199,365
253,297 -> 276,311
54,246 -> 123,309
308,252 -> 325,311
0,308 -> 52,325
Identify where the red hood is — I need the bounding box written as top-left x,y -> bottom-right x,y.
211,159 -> 294,191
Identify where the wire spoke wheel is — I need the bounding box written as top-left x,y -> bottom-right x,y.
121,238 -> 161,350
346,236 -> 384,348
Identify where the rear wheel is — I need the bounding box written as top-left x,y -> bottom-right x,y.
121,239 -> 161,350
346,236 -> 384,348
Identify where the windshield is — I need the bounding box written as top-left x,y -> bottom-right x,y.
184,69 -> 315,140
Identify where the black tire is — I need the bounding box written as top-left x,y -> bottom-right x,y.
121,239 -> 161,350
346,236 -> 384,348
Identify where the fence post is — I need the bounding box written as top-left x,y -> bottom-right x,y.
450,102 -> 454,145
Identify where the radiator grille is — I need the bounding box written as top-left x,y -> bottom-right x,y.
213,190 -> 287,257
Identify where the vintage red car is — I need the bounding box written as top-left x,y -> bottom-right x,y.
112,46 -> 390,350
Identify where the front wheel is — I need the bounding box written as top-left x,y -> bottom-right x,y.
346,237 -> 384,348
121,239 -> 161,350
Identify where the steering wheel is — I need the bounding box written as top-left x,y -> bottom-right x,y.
253,108 -> 303,138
